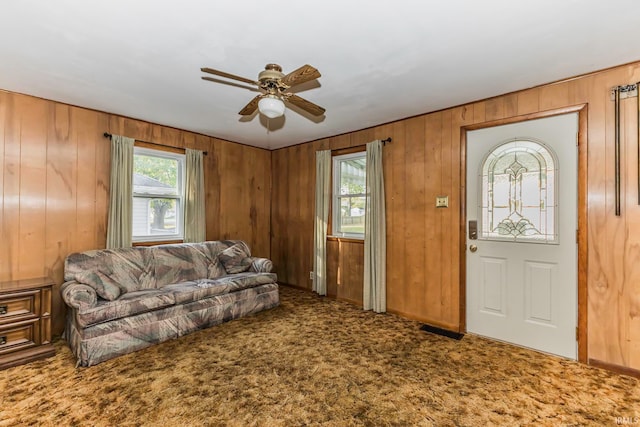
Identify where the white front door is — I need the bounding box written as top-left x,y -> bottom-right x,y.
466,113 -> 578,359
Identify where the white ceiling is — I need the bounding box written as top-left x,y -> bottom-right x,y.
2,1 -> 640,150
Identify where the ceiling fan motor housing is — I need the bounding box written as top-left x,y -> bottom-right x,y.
259,64 -> 285,87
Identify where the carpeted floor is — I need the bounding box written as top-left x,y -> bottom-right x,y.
1,286 -> 638,426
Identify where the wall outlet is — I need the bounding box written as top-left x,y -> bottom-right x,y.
309,271 -> 314,280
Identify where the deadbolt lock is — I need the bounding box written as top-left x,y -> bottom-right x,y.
468,220 -> 478,240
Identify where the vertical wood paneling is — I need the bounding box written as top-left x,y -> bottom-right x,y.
0,90 -> 272,336
403,116 -> 426,318
270,60 -> 640,371
44,104 -> 76,326
18,97 -> 47,279
539,82 -> 570,111
75,108 -> 99,252
586,71 -> 610,362
517,88 -> 540,115
452,105 -> 473,330
387,121 -> 406,313
424,113 -> 442,321
484,98 -> 503,122
439,109 -> 454,325
0,92 -> 9,282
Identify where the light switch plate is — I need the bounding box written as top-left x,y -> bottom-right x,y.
436,196 -> 449,208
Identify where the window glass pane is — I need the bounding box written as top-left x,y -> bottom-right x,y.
133,197 -> 179,238
337,196 -> 365,235
479,140 -> 557,243
339,158 -> 366,195
133,154 -> 179,196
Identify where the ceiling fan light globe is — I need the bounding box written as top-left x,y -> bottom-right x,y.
258,95 -> 285,118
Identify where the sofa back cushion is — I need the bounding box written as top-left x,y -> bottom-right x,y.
64,247 -> 156,294
151,243 -> 216,287
200,240 -> 251,278
64,240 -> 255,296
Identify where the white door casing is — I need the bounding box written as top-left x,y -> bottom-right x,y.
466,113 -> 578,359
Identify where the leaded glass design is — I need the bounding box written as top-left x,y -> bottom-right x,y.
479,139 -> 558,243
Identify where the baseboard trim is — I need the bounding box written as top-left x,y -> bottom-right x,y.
420,324 -> 465,340
588,358 -> 640,378
277,282 -> 310,291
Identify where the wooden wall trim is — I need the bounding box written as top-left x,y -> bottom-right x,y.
576,105 -> 589,363
588,358 -> 640,379
327,236 -> 364,244
458,127 -> 468,334
463,104 -> 587,131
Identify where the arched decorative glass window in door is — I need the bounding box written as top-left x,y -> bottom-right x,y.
479,139 -> 558,243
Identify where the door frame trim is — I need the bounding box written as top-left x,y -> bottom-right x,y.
459,104 -> 588,362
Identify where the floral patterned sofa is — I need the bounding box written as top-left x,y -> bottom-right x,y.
61,240 -> 279,367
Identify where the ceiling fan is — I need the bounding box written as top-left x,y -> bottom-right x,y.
200,63 -> 325,119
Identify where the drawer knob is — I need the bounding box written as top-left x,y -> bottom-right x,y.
0,336 -> 6,345
0,305 -> 6,315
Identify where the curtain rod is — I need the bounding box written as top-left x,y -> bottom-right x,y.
334,137 -> 393,152
103,132 -> 208,155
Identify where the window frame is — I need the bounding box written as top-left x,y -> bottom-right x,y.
132,145 -> 186,244
330,150 -> 367,240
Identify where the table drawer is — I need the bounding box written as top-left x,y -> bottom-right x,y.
0,289 -> 40,326
0,319 -> 39,355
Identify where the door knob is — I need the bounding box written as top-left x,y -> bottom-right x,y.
469,244 -> 478,253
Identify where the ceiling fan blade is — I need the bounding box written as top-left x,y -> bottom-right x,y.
201,76 -> 260,92
239,95 -> 262,116
201,67 -> 258,86
286,94 -> 326,116
280,64 -> 321,88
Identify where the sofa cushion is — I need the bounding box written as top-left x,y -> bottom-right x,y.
76,289 -> 176,328
201,240 -> 245,278
163,272 -> 277,305
218,243 -> 252,274
151,243 -> 212,287
207,258 -> 227,279
65,247 -> 155,293
76,271 -> 121,301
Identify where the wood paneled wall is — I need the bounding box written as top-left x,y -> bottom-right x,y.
271,60 -> 640,372
0,90 -> 272,336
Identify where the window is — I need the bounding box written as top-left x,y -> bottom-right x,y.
332,152 -> 367,239
479,139 -> 558,243
132,146 -> 185,243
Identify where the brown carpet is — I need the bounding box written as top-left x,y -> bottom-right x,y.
1,286 -> 638,426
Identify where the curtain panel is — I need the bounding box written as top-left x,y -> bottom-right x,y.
184,148 -> 206,243
106,135 -> 135,249
364,139 -> 386,312
313,150 -> 332,295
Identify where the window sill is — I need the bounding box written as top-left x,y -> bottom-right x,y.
327,236 -> 364,244
133,239 -> 183,247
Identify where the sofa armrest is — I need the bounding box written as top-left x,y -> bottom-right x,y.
249,257 -> 273,273
61,281 -> 98,310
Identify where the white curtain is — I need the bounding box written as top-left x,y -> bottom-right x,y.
313,150 -> 331,295
364,140 -> 386,312
106,135 -> 134,249
184,148 -> 206,243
